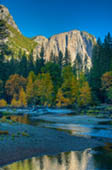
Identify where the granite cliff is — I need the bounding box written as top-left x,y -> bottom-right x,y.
0,4 -> 96,70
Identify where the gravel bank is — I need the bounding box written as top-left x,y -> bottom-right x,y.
0,122 -> 109,167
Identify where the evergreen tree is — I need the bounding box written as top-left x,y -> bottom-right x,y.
40,44 -> 45,68
73,53 -> 83,77
28,50 -> 34,73
63,47 -> 71,66
35,55 -> 42,74
50,50 -> 56,63
19,52 -> 28,77
0,19 -> 11,55
58,50 -> 63,71
89,38 -> 103,101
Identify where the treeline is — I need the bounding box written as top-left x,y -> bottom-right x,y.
0,22 -> 112,107
89,33 -> 112,104
0,44 -> 92,107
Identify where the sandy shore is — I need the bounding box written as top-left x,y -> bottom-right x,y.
0,122 -> 110,167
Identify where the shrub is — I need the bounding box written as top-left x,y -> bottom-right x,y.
0,99 -> 7,107
11,98 -> 21,107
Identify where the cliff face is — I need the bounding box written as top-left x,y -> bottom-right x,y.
0,5 -> 20,32
0,5 -> 37,56
0,5 -> 96,70
33,30 -> 96,70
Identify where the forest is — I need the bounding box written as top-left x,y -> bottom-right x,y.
0,20 -> 112,108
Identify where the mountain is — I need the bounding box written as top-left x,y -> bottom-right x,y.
0,4 -> 96,70
33,31 -> 96,70
0,5 -> 37,56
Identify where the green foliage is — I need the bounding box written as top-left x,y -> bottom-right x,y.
77,82 -> 92,107
63,47 -> 71,66
7,24 -> 37,54
34,73 -> 54,106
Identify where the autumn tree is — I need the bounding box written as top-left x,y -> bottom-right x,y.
5,74 -> 26,102
18,88 -> 27,107
34,73 -> 54,106
26,71 -> 36,105
61,66 -> 77,105
56,88 -> 70,107
77,82 -> 92,107
101,71 -> 112,102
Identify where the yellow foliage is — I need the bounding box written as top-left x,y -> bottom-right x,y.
34,73 -> 53,105
0,99 -> 7,107
78,82 -> 92,106
11,98 -> 21,107
19,88 -> 27,107
56,88 -> 71,107
101,71 -> 112,91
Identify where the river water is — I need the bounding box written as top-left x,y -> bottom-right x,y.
1,108 -> 112,170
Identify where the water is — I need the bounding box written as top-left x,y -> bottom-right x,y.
1,108 -> 112,170
2,144 -> 112,170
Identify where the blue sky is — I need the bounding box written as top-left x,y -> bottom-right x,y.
2,0 -> 112,40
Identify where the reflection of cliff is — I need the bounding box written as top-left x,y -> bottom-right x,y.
3,149 -> 95,170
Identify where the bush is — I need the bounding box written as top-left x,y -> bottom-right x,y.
0,99 -> 7,107
11,98 -> 21,107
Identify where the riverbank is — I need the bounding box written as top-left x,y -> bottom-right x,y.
0,121 -> 109,167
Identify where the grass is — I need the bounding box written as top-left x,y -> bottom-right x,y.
7,24 -> 37,55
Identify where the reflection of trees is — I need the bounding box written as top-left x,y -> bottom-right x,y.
3,149 -> 95,170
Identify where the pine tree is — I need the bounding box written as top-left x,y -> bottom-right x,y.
40,44 -> 45,68
19,52 -> 28,77
89,38 -> 103,101
28,50 -> 34,73
63,48 -> 71,66
58,50 -> 63,71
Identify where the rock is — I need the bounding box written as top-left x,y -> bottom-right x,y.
0,5 -> 20,32
33,30 -> 96,70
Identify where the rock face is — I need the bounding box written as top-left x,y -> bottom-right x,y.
0,5 -> 20,32
33,30 -> 96,70
0,5 -> 96,71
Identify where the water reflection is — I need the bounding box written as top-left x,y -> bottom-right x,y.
0,148 -> 103,170
2,144 -> 112,170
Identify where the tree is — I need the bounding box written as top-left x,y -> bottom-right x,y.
11,95 -> 21,107
0,80 -> 4,98
34,73 -> 54,106
18,88 -> 27,107
63,48 -> 71,66
5,74 -> 26,101
41,62 -> 62,92
61,66 -> 75,105
56,88 -> 70,107
40,44 -> 45,68
28,50 -> 34,72
73,53 -> 83,77
58,51 -> 63,70
77,82 -> 92,107
50,50 -> 56,63
101,71 -> 112,102
26,71 -> 36,105
89,38 -> 103,101
0,19 -> 11,55
18,52 -> 28,77
0,99 -> 7,107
